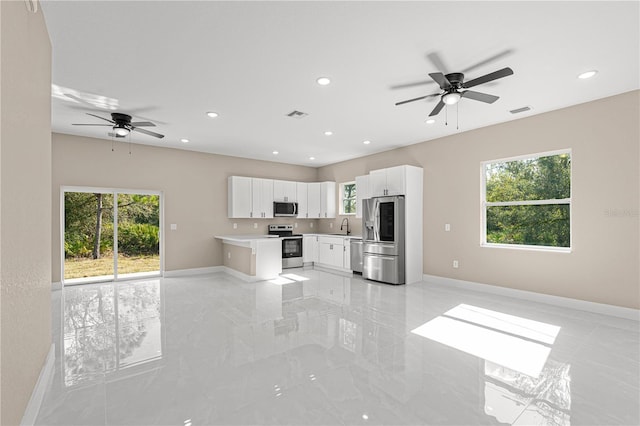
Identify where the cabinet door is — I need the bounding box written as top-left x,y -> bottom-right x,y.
307,183 -> 321,218
296,182 -> 308,218
331,243 -> 344,267
320,182 -> 336,218
284,181 -> 297,202
251,178 -> 273,218
355,175 -> 369,219
228,176 -> 252,218
369,169 -> 387,197
312,236 -> 319,262
385,166 -> 406,195
303,236 -> 315,263
273,180 -> 286,201
318,242 -> 332,265
343,242 -> 351,270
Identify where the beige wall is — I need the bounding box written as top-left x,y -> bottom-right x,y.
1,2 -> 52,424
223,244 -> 256,276
51,134 -> 318,282
318,91 -> 640,309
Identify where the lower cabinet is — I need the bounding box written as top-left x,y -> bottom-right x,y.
303,235 -> 353,271
303,235 -> 317,263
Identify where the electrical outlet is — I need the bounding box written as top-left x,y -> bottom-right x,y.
445,224 -> 451,232
310,222 -> 313,228
233,223 -> 237,229
294,223 -> 298,228
453,260 -> 459,269
170,224 -> 177,231
253,223 -> 258,229
329,223 -> 333,228
228,252 -> 231,259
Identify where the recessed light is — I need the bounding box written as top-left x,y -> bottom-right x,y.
324,131 -> 333,136
426,119 -> 435,124
309,156 -> 315,160
316,77 -> 331,86
206,111 -> 219,118
180,138 -> 189,143
272,151 -> 279,155
578,70 -> 597,79
363,140 -> 371,145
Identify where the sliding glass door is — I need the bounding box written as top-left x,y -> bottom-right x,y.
63,187 -> 162,285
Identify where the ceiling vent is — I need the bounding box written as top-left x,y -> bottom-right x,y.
286,110 -> 308,119
510,106 -> 532,114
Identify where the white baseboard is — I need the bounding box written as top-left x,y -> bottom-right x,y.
219,266 -> 265,282
422,274 -> 639,322
163,266 -> 224,278
51,282 -> 61,291
313,263 -> 353,277
21,343 -> 55,426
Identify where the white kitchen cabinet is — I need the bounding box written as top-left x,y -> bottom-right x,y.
355,174 -> 370,219
307,182 -> 321,218
317,236 -> 344,268
251,178 -> 273,218
303,235 -> 317,263
320,182 -> 336,218
369,165 -> 406,196
273,180 -> 297,202
296,182 -> 308,218
343,241 -> 351,270
228,176 -> 252,218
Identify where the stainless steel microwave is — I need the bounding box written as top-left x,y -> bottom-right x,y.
273,201 -> 298,217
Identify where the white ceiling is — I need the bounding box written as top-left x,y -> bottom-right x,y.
41,1 -> 639,167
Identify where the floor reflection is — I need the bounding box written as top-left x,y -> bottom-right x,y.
62,280 -> 163,387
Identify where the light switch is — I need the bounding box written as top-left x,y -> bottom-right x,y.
294,223 -> 298,228
329,223 -> 333,229
310,223 -> 314,228
170,224 -> 177,231
253,223 -> 258,229
233,223 -> 237,229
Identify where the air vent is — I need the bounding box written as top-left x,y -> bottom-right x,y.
286,110 -> 308,119
510,106 -> 532,114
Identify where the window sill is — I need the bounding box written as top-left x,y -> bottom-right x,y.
481,243 -> 572,253
339,213 -> 356,216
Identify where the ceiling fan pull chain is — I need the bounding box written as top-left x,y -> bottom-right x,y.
111,134 -> 115,152
445,105 -> 448,126
457,102 -> 459,130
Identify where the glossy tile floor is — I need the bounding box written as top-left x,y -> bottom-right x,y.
37,269 -> 639,425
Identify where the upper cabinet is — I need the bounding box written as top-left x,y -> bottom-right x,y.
296,182 -> 308,218
228,176 -> 252,218
251,178 -> 273,218
369,165 -> 407,196
273,180 -> 297,202
320,181 -> 336,218
355,175 -> 370,219
228,177 -> 335,219
228,176 -> 273,218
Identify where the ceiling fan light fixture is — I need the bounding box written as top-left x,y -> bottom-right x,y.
442,92 -> 461,105
113,125 -> 129,136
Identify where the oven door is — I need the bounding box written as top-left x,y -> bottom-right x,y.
281,237 -> 303,268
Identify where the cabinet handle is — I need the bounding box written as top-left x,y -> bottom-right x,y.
250,212 -> 253,218
330,244 -> 333,250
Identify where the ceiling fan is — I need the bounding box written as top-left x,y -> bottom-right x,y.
395,67 -> 514,117
72,112 -> 165,139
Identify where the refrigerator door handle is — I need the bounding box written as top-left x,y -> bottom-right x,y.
374,199 -> 380,241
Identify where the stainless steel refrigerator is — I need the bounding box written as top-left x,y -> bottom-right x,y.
362,195 -> 405,284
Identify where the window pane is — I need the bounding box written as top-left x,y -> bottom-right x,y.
487,204 -> 570,247
486,154 -> 570,202
343,183 -> 356,200
343,199 -> 356,214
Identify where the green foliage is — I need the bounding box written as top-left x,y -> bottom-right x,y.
342,183 -> 356,214
118,223 -> 159,255
485,153 -> 571,247
64,192 -> 159,258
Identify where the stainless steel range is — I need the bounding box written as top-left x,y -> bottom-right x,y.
268,224 -> 303,268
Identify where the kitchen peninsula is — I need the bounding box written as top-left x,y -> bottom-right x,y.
215,235 -> 282,281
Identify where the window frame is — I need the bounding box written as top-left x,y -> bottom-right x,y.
480,149 -> 572,253
339,181 -> 357,216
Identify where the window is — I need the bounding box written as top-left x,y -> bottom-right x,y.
340,181 -> 356,215
481,150 -> 571,251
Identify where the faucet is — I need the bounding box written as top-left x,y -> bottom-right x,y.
340,218 -> 350,235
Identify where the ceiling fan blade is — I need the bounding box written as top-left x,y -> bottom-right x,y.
395,93 -> 439,106
462,90 -> 499,104
86,112 -> 115,124
429,100 -> 445,117
390,80 -> 436,90
429,73 -> 451,90
72,123 -> 112,126
129,121 -> 156,127
427,52 -> 449,74
463,67 -> 514,89
461,50 -> 514,74
132,126 -> 165,139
